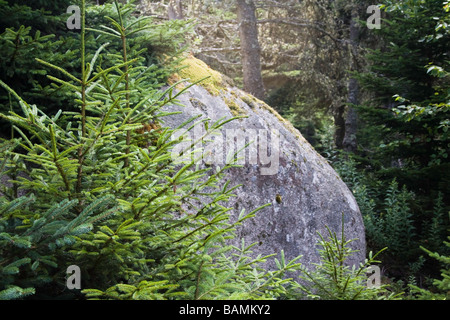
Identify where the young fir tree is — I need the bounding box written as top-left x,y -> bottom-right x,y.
288,216 -> 399,300
409,227 -> 450,300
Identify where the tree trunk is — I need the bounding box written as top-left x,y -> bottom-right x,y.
342,8 -> 359,153
333,104 -> 346,149
237,0 -> 265,100
168,0 -> 183,20
343,79 -> 358,152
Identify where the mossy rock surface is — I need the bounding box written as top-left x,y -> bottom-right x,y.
174,55 -> 233,96
162,56 -> 366,273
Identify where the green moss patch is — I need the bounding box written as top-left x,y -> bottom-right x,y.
176,55 -> 225,95
224,97 -> 247,117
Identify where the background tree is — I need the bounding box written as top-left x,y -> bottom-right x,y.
236,0 -> 265,100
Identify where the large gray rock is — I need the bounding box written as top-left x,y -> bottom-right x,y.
161,58 -> 366,271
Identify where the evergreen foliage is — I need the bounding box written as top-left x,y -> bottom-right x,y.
288,217 -> 399,300
355,0 -> 450,210
332,155 -> 449,293
409,227 -> 450,300
321,0 -> 450,291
